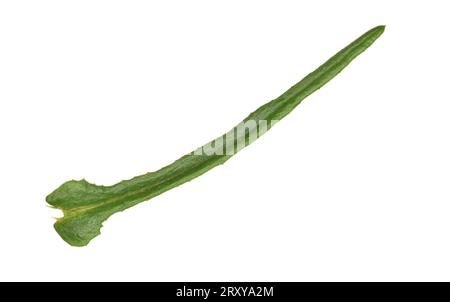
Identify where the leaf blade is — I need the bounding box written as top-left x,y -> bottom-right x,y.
47,25 -> 385,246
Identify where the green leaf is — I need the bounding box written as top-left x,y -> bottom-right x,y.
47,25 -> 385,246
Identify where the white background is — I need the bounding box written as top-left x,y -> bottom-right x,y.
1,0 -> 449,281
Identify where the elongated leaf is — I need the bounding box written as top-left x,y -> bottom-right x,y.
47,25 -> 385,246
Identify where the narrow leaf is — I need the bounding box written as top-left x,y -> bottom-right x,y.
47,26 -> 385,246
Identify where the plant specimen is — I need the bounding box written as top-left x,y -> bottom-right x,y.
47,26 -> 385,246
